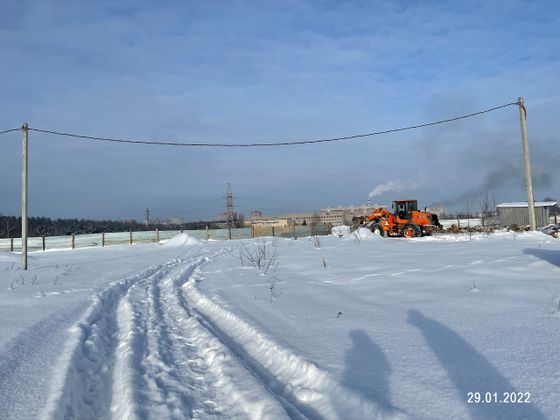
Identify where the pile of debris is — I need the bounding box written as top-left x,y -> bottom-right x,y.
541,224 -> 560,238
440,225 -> 499,234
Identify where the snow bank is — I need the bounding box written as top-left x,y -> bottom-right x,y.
332,225 -> 351,237
161,233 -> 202,247
475,231 -> 555,242
351,227 -> 383,241
413,230 -> 558,243
498,230 -> 556,241
332,227 -> 383,241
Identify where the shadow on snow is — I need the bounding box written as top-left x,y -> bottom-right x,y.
523,248 -> 560,268
342,330 -> 395,410
407,309 -> 544,420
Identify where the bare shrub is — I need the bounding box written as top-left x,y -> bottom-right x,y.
239,239 -> 280,301
239,239 -> 274,269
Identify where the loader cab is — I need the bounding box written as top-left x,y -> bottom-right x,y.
392,200 -> 418,220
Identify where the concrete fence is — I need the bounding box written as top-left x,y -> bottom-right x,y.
251,224 -> 331,238
0,225 -> 333,253
0,228 -> 245,252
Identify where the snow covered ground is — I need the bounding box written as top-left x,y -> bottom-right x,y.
1,230 -> 559,419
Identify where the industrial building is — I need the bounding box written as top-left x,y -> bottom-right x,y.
251,204 -> 382,227
496,202 -> 557,228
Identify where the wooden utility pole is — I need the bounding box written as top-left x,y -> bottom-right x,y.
518,97 -> 537,230
21,123 -> 28,270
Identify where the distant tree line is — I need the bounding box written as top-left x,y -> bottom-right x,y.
0,213 -> 227,238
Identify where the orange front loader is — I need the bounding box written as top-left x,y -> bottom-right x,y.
365,200 -> 441,238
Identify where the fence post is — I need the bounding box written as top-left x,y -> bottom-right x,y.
181,226 -> 184,233
156,228 -> 160,243
206,225 -> 209,240
42,236 -> 45,251
10,238 -> 13,252
251,225 -> 255,238
71,233 -> 75,249
129,231 -> 132,245
102,232 -> 105,247
228,226 -> 232,240
272,226 -> 275,237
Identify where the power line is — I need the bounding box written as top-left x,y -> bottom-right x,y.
0,128 -> 19,136
24,101 -> 519,147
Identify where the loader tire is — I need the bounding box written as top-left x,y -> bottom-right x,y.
370,223 -> 384,236
402,223 -> 421,238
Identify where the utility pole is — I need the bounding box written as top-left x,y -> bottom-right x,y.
518,97 -> 537,230
21,123 -> 28,270
226,183 -> 234,232
145,208 -> 150,230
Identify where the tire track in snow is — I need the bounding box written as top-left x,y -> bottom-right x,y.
42,252 -> 288,419
41,261 -> 178,420
111,267 -> 207,419
183,263 -> 409,420
151,257 -> 289,419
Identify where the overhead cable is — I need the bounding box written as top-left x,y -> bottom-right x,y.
0,128 -> 20,136
10,101 -> 520,147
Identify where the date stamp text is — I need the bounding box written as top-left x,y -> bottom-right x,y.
467,392 -> 531,404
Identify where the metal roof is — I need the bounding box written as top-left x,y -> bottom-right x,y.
496,201 -> 558,208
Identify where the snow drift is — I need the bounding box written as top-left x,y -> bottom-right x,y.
162,233 -> 202,247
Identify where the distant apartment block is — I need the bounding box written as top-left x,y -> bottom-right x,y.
251,204 -> 383,227
425,206 -> 446,217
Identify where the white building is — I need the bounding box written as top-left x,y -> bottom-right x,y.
251,204 -> 383,227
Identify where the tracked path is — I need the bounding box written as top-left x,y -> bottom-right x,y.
42,249 -> 404,420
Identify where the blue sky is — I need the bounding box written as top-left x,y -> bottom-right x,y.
1,0 -> 559,220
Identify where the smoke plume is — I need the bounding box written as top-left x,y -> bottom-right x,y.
369,179 -> 418,198
433,163 -> 552,209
